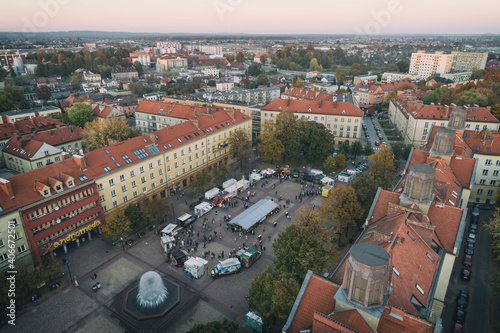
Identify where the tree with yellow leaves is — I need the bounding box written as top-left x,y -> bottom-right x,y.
82,117 -> 136,150
369,144 -> 396,190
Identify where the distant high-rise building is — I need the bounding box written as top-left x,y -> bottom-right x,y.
409,51 -> 453,78
184,45 -> 223,56
451,51 -> 488,72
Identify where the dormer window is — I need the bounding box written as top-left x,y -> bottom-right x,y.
56,185 -> 62,191
68,181 -> 73,187
43,190 -> 49,196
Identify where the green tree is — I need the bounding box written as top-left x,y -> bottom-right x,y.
0,67 -> 8,80
129,81 -> 148,96
50,111 -> 70,124
247,62 -> 261,77
228,128 -> 252,170
335,68 -> 347,85
255,73 -> 269,86
191,169 -> 215,197
350,140 -> 363,157
103,208 -> 132,241
350,173 -> 378,217
258,123 -> 284,164
275,111 -> 302,162
67,102 -> 94,128
337,141 -> 350,156
35,84 -> 52,100
141,197 -> 171,225
235,51 -> 245,63
187,318 -> 241,333
333,152 -> 347,170
248,267 -> 300,323
133,61 -> 144,77
454,88 -> 496,107
212,164 -> 230,186
125,204 -> 145,233
369,145 -> 396,190
487,208 -> 500,260
292,77 -> 304,88
423,87 -> 454,105
260,55 -> 267,64
320,184 -> 363,244
395,59 -> 410,73
297,120 -> 334,163
323,155 -> 335,174
70,74 -> 81,90
363,143 -> 374,156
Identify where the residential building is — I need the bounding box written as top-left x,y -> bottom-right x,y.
0,108 -> 251,269
440,71 -> 472,82
353,81 -> 415,106
389,91 -> 500,147
0,106 -> 61,124
196,87 -> 280,105
135,100 -> 240,133
216,82 -> 234,92
111,67 -> 139,80
82,70 -> 101,82
183,45 -> 223,56
155,42 -> 182,54
84,43 -> 97,51
130,51 -> 152,67
253,52 -> 270,63
451,51 -> 488,73
3,125 -> 84,173
201,67 -> 219,78
382,72 -> 423,82
409,51 -> 454,78
117,97 -> 139,117
91,103 -> 126,122
352,74 -> 377,85
162,97 -> 253,117
156,56 -> 188,72
461,130 -> 500,204
281,87 -> 359,107
261,99 -> 364,145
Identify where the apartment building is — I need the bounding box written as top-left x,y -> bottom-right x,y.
409,51 -> 454,78
389,92 -> 499,147
451,51 -> 488,72
91,103 -> 126,122
82,70 -> 101,82
0,106 -> 61,124
462,130 -> 500,204
156,56 -> 188,72
198,87 -> 280,105
282,87 -> 359,107
162,97 -> 252,117
111,67 -> 139,80
183,45 -> 223,56
353,80 -> 415,106
130,51 -> 152,67
261,99 -> 363,145
135,100 -> 242,134
3,125 -> 84,173
0,109 -> 251,269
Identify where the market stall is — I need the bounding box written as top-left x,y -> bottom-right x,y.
184,257 -> 208,279
194,202 -> 213,218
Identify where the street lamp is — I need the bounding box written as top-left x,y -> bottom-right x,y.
118,231 -> 125,252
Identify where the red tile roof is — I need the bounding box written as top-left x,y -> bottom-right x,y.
91,104 -> 122,118
262,99 -> 363,117
2,136 -> 44,159
136,100 -> 237,120
412,104 -> 498,123
0,117 -> 65,139
427,202 -> 464,252
288,273 -> 339,333
327,310 -> 374,333
282,87 -> 335,101
462,130 -> 500,155
377,307 -> 434,333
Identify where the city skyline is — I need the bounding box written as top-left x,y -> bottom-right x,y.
1,0 -> 499,36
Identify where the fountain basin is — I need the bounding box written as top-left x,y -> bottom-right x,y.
123,277 -> 180,321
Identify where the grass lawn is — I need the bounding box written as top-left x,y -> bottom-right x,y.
387,136 -> 402,141
383,129 -> 398,136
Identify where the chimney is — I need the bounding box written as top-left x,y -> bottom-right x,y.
61,151 -> 70,160
226,109 -> 235,120
108,138 -> 118,145
73,154 -> 87,171
2,115 -> 9,124
0,179 -> 14,199
146,132 -> 157,145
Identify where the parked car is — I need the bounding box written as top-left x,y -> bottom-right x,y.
461,268 -> 471,280
454,323 -> 464,333
252,169 -> 260,174
465,243 -> 474,255
457,290 -> 468,310
472,207 -> 480,217
469,223 -> 478,234
467,233 -> 476,244
189,201 -> 202,210
475,203 -> 491,210
375,141 -> 380,146
456,308 -> 466,324
463,254 -> 472,267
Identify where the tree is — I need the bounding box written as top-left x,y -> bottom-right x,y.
103,208 -> 132,241
369,145 -> 396,190
133,61 -> 143,77
256,73 -> 269,86
70,74 -> 81,90
395,59 -> 410,73
191,169 -> 214,198
236,52 -> 245,63
363,143 -> 374,156
335,68 -> 347,85
226,54 -> 235,63
82,117 -> 135,150
454,88 -> 495,107
228,128 -> 252,170
309,58 -> 321,71
486,208 -> 500,261
141,197 -> 171,226
337,141 -> 350,156
292,77 -> 304,88
295,120 -> 334,163
247,62 -> 261,77
0,67 -> 8,80
213,164 -> 230,186
260,55 -> 267,64
248,267 -> 300,323
333,153 -> 347,170
323,155 -> 335,174
50,111 -> 70,124
187,318 -> 241,333
258,123 -> 284,164
129,81 -> 147,96
350,140 -> 363,157
35,84 -> 52,100
423,87 -> 453,105
274,222 -> 329,282
125,204 -> 145,233
386,89 -> 398,105
350,173 -> 378,217
67,102 -> 94,128
275,111 -> 300,162
320,184 -> 363,244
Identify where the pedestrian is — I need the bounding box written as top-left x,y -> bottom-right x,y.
97,282 -> 101,290
220,221 -> 222,227
185,200 -> 188,205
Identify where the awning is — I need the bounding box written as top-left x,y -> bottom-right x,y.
229,199 -> 278,231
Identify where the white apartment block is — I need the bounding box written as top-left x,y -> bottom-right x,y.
409,51 -> 453,78
184,45 -> 223,56
451,51 -> 488,73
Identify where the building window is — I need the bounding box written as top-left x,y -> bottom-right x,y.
140,166 -> 144,173
0,253 -> 7,262
150,173 -> 155,179
133,191 -> 138,197
121,185 -> 127,192
141,177 -> 146,184
113,201 -> 118,207
103,206 -> 107,212
353,275 -> 367,302
120,175 -> 125,182
111,190 -> 116,197
132,181 -> 137,188
479,180 -> 486,185
485,159 -> 492,166
159,169 -> 163,175
109,179 -> 115,186
477,189 -> 483,195
130,170 -> 135,177
17,245 -> 27,254
482,169 -> 489,176
100,195 -> 105,202
493,170 -> 499,177
491,180 -> 497,186
123,196 -> 128,202
415,283 -> 425,296
36,162 -> 43,167
488,190 -> 494,196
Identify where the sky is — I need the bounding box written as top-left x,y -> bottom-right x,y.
1,0 -> 499,35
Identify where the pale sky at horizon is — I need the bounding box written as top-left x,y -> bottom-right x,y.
1,0 -> 499,35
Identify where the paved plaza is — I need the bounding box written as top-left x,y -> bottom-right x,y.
8,174 -> 331,333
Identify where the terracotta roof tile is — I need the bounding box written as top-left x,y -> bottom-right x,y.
328,309 -> 374,333
136,100 -> 236,120
378,307 -> 434,333
262,99 -> 363,117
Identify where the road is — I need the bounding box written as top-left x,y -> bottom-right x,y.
441,207 -> 497,332
361,115 -> 391,150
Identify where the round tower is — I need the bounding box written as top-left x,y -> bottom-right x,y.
403,164 -> 435,202
448,108 -> 467,130
432,128 -> 455,155
342,243 -> 390,308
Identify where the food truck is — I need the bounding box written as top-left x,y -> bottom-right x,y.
184,257 -> 208,279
